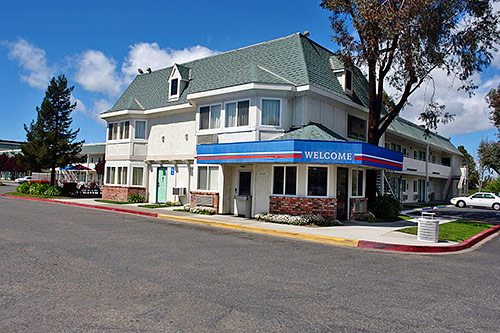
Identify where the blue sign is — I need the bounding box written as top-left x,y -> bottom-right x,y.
197,139 -> 403,171
171,167 -> 175,175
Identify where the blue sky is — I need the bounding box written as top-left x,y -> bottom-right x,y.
1,0 -> 498,159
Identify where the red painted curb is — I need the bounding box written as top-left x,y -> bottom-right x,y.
357,225 -> 500,253
1,194 -> 159,218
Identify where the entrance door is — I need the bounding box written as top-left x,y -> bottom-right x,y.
418,179 -> 426,202
157,167 -> 168,203
235,171 -> 252,217
337,168 -> 348,220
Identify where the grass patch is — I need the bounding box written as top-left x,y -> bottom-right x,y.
138,203 -> 174,208
4,191 -> 68,199
95,199 -> 130,205
398,220 -> 495,242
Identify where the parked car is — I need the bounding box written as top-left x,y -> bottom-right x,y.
15,176 -> 32,184
450,192 -> 500,210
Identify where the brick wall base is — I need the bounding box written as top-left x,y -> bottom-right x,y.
102,185 -> 146,202
190,191 -> 220,214
269,196 -> 337,220
350,197 -> 368,220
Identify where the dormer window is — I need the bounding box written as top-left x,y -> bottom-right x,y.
345,69 -> 352,92
170,78 -> 178,96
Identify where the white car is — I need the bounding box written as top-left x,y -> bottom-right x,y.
15,176 -> 32,184
450,192 -> 500,210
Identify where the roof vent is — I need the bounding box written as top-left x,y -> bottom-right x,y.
146,67 -> 152,74
303,30 -> 310,37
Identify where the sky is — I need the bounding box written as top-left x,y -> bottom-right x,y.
1,0 -> 498,159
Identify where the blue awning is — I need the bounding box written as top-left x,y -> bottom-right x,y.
197,139 -> 403,171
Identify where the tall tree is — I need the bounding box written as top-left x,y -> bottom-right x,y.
486,82 -> 500,134
457,146 -> 480,190
19,75 -> 84,186
477,138 -> 500,176
319,0 -> 500,145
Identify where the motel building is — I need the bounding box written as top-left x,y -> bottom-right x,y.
101,33 -> 463,220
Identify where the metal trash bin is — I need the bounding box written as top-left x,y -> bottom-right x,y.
417,212 -> 439,242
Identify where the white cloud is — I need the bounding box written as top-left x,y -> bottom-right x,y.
73,97 -> 108,124
5,38 -> 54,89
396,70 -> 496,136
121,42 -> 217,82
75,50 -> 123,97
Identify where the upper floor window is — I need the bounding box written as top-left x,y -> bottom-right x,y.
261,98 -> 281,126
225,100 -> 249,127
347,115 -> 366,141
199,104 -> 221,130
345,69 -> 352,92
170,78 -> 178,96
108,121 -> 130,141
135,120 -> 146,139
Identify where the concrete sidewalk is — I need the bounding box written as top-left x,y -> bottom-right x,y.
4,193 -> 499,253
52,197 -> 456,246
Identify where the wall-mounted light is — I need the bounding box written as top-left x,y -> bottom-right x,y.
138,68 -> 144,74
162,136 -> 165,143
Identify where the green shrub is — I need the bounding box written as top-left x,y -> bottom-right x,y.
128,193 -> 145,203
483,178 -> 500,195
16,182 -> 30,193
44,185 -> 63,196
371,195 -> 401,218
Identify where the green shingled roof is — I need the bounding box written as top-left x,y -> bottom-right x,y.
276,122 -> 346,141
388,117 -> 461,155
105,33 -> 362,114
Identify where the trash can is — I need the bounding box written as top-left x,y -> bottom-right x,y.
417,212 -> 439,243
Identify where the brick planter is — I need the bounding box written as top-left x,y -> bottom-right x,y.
102,185 -> 146,202
269,196 -> 337,220
350,197 -> 368,220
190,191 -> 220,214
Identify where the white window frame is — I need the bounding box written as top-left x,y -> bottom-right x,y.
224,99 -> 250,128
346,114 -> 367,142
131,166 -> 145,186
197,165 -> 219,191
344,69 -> 353,95
107,121 -> 130,142
306,165 -> 329,198
199,104 -> 222,130
350,168 -> 365,198
134,120 -> 147,140
271,165 -> 298,196
260,98 -> 282,127
169,77 -> 179,99
105,166 -> 116,185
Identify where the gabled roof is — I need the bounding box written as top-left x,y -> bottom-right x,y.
275,122 -> 346,141
104,33 -> 364,114
388,117 -> 461,155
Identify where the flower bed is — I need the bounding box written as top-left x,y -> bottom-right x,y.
255,213 -> 342,226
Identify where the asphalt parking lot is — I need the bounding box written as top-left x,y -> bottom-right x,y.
408,206 -> 500,224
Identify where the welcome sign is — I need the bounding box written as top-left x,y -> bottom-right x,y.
196,139 -> 403,171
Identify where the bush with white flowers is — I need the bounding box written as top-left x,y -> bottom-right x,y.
254,213 -> 342,226
190,206 -> 216,215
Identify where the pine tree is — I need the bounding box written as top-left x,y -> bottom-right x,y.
20,75 -> 84,185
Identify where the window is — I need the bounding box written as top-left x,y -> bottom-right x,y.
123,121 -> 130,139
132,167 -> 144,186
261,99 -> 281,126
272,166 -> 297,195
106,167 -> 116,184
345,69 -> 352,91
108,123 -> 114,140
225,100 -> 249,127
307,166 -> 328,196
117,167 -> 127,185
135,120 -> 146,139
197,166 -> 219,191
347,115 -> 366,141
112,122 -> 118,140
413,180 -> 418,193
402,179 -> 407,192
351,169 -> 364,197
90,157 -> 94,163
471,194 -> 483,199
199,104 -> 221,130
170,78 -> 178,96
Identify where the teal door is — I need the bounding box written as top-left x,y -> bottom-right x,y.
157,167 -> 168,203
418,179 -> 426,202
